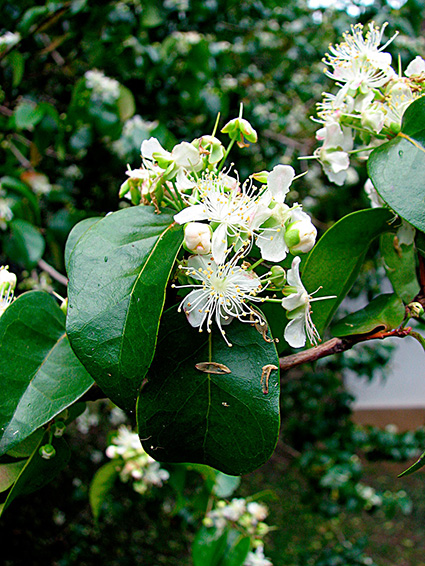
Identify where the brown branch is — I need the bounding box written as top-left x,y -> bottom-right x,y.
279,327 -> 413,372
38,259 -> 68,287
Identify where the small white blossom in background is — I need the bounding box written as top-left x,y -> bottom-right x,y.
106,425 -> 169,495
75,406 -> 100,434
112,115 -> 158,160
0,198 -> 13,230
0,265 -> 17,316
204,497 -> 273,563
0,31 -> 20,52
244,545 -> 273,566
84,70 -> 120,104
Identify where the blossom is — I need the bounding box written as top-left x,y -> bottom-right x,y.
281,257 -> 334,349
175,254 -> 265,346
84,69 -> 120,104
141,137 -> 203,180
0,198 -> 13,230
243,545 -> 273,566
105,425 -> 144,459
315,122 -> 353,186
174,172 -> 263,264
323,22 -> 397,90
0,265 -> 17,317
284,209 -> 317,254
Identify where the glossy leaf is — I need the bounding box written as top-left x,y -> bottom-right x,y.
0,433 -> 70,517
300,208 -> 394,338
0,460 -> 26,493
89,461 -> 119,522
380,233 -> 420,303
66,206 -> 183,411
192,526 -> 229,566
220,532 -> 251,566
137,308 -> 280,475
331,294 -> 405,338
0,291 -> 94,456
4,218 -> 45,268
64,216 -> 102,270
368,96 -> 425,233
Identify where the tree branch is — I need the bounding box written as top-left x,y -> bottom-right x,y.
279,327 -> 413,372
38,259 -> 68,287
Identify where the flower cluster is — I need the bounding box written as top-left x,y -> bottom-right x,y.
204,498 -> 273,566
106,425 -> 169,495
120,112 -> 333,348
314,22 -> 425,186
84,70 -> 120,105
0,265 -> 17,317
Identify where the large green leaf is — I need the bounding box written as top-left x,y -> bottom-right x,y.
137,308 -> 280,476
0,291 -> 93,456
66,206 -> 183,411
0,433 -> 70,516
300,208 -> 394,338
380,233 -> 420,303
64,216 -> 102,270
368,96 -> 425,233
331,293 -> 405,338
89,461 -> 119,522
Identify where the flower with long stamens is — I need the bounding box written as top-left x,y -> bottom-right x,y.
175,254 -> 266,346
0,265 -> 17,317
174,172 -> 263,264
324,22 -> 397,91
281,257 -> 335,348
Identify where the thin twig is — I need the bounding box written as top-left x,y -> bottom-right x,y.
38,259 -> 68,287
279,327 -> 413,372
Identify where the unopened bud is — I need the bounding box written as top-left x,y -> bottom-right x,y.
221,117 -> 257,147
408,301 -> 424,318
53,421 -> 66,438
251,171 -> 269,184
39,444 -> 56,460
270,266 -> 286,288
60,297 -> 68,315
284,218 -> 317,254
183,222 -> 212,254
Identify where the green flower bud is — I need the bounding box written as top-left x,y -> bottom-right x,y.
270,266 -> 286,288
39,444 -> 56,460
53,421 -> 66,438
284,218 -> 317,254
60,297 -> 68,315
221,117 -> 257,147
251,170 -> 269,184
408,301 -> 424,318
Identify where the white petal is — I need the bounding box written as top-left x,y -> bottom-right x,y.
284,315 -> 306,348
172,142 -> 201,169
286,256 -> 302,288
267,164 -> 295,203
182,290 -> 209,328
256,229 -> 288,262
174,204 -> 208,225
141,137 -> 165,160
281,291 -> 305,312
211,223 -> 228,264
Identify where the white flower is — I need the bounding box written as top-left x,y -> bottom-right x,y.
243,545 -> 273,566
284,209 -> 317,254
141,137 -> 203,180
281,257 -> 334,349
405,56 -> 425,77
324,22 -> 397,90
105,425 -> 143,459
84,70 -> 120,104
174,172 -> 263,264
0,265 -> 17,317
175,254 -> 265,346
315,122 -> 353,186
183,222 -> 212,254
247,502 -> 268,522
222,498 -> 246,521
0,198 -> 13,230
0,31 -> 20,51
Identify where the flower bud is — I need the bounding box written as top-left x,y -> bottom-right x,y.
53,421 -> 66,438
183,222 -> 212,254
60,297 -> 68,315
221,117 -> 257,147
270,266 -> 286,288
407,301 -> 424,318
39,444 -> 56,460
284,217 -> 317,254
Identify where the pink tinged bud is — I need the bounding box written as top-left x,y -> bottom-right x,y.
183,222 -> 212,254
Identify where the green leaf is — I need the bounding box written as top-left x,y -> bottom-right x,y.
0,460 -> 26,493
14,100 -> 44,130
64,216 -> 102,271
1,176 -> 41,224
0,433 -> 70,517
380,233 -> 420,303
220,532 -> 251,566
4,218 -> 45,268
7,51 -> 25,88
192,526 -> 229,566
0,291 -> 94,456
89,461 -> 119,522
117,85 -> 136,122
398,449 -> 425,477
300,208 -> 394,338
66,206 -> 183,411
331,294 -> 405,338
5,429 -> 44,458
213,472 -> 241,499
137,308 -> 280,476
368,96 -> 425,233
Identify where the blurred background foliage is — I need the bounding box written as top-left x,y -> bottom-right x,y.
2,0 -> 425,564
